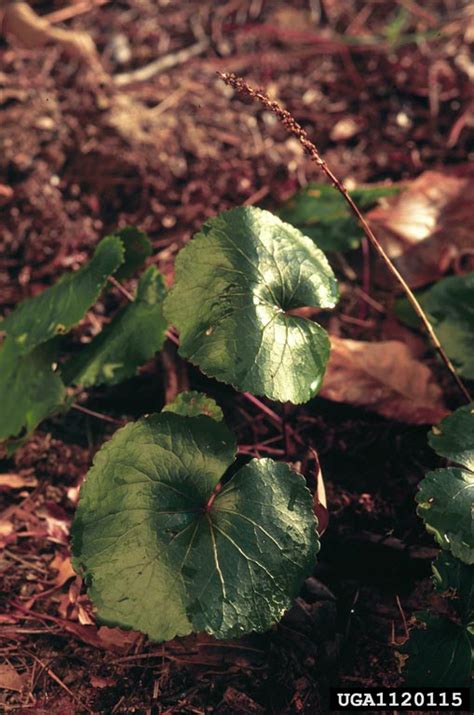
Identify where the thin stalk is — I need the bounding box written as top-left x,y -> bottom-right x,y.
218,72 -> 472,404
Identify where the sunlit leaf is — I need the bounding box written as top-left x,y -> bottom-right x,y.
164,207 -> 339,403
62,267 -> 167,388
163,391 -> 224,421
72,412 -> 318,641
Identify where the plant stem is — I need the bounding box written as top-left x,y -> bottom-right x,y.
218,72 -> 472,404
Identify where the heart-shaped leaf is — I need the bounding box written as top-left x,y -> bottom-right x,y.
401,613 -> 473,687
164,207 -> 339,403
428,403 -> 474,471
163,391 -> 224,421
416,467 -> 474,564
62,266 -> 167,388
0,236 -> 124,356
279,183 -> 399,253
0,339 -> 65,440
71,412 -> 318,641
397,273 -> 474,379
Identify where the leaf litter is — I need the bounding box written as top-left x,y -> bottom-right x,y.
0,0 -> 472,711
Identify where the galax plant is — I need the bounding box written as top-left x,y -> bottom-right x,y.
1,197 -> 472,683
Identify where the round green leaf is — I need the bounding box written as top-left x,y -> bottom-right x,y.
164,207 -> 339,403
72,413 -> 318,641
401,613 -> 473,687
163,391 -> 224,421
429,403 -> 474,472
416,468 -> 474,564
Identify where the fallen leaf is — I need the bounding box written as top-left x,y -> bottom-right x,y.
0,473 -> 37,490
0,663 -> 24,692
50,553 -> 76,587
90,674 -> 116,689
97,626 -> 140,652
320,336 -> 449,424
367,166 -> 474,288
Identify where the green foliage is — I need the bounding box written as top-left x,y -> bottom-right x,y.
164,206 -> 339,403
432,552 -> 474,628
428,403 -> 474,471
62,267 -> 167,388
0,231 -> 166,442
0,340 -> 65,441
112,226 -> 152,280
278,183 -> 399,252
71,412 -> 318,641
397,273 -> 474,380
163,391 -> 224,421
0,236 -> 125,356
417,468 -> 474,564
403,405 -> 474,687
401,613 -> 473,687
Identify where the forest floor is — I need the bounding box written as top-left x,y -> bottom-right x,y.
0,1 -> 473,712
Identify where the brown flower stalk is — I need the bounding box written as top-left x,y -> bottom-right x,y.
218,72 -> 472,404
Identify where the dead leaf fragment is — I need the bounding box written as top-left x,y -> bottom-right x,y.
367,166 -> 474,288
0,663 -> 24,692
0,473 -> 37,490
321,336 -> 449,424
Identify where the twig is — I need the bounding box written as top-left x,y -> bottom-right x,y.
219,72 -> 472,404
44,0 -> 110,24
71,403 -> 124,425
108,275 -> 134,302
114,39 -> 209,87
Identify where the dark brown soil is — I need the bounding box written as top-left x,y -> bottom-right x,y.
0,1 -> 472,712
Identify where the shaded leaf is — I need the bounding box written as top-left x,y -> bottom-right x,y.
62,266 -> 167,388
279,183 -> 398,253
0,236 -> 124,356
72,412 -> 318,642
429,403 -> 474,471
164,207 -> 339,403
163,390 -> 224,421
401,613 -> 473,687
319,336 -> 448,424
0,339 -> 65,441
432,552 -> 474,626
397,273 -> 474,380
416,467 -> 474,564
368,166 -> 474,288
112,226 -> 152,280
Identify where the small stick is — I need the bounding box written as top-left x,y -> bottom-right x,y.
219,72 -> 472,404
71,402 -> 123,425
108,275 -> 134,302
44,0 -> 110,24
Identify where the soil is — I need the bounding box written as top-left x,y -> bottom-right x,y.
0,1 -> 472,713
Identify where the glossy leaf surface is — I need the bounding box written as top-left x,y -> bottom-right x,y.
72,413 -> 318,641
164,207 -> 339,403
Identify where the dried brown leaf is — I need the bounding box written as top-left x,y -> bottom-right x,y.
0,473 -> 37,490
367,166 -> 474,288
0,663 -> 24,692
321,336 -> 449,424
